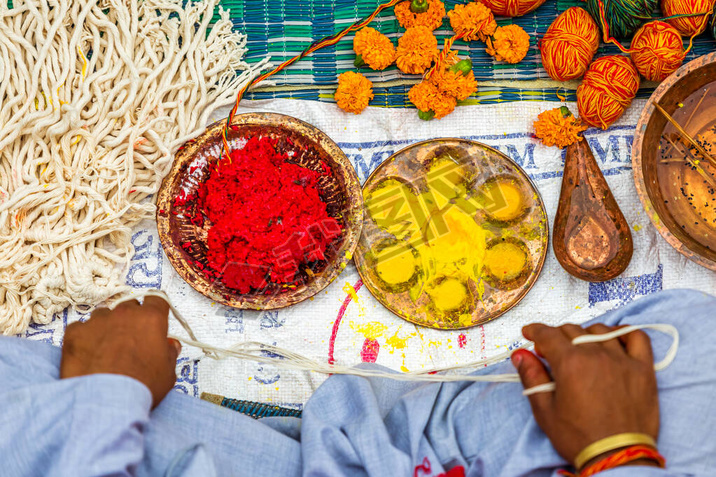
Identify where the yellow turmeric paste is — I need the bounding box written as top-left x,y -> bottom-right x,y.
424,155 -> 470,210
364,178 -> 420,239
374,243 -> 419,286
484,178 -> 525,222
484,241 -> 528,282
427,277 -> 468,311
411,207 -> 488,311
427,207 -> 487,279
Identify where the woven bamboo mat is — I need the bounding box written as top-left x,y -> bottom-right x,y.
222,0 -> 716,99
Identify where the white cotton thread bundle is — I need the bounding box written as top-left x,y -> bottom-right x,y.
114,290 -> 680,396
0,0 -> 269,335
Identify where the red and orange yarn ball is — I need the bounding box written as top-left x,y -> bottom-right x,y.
481,0 -> 547,17
661,0 -> 716,36
630,21 -> 686,82
540,7 -> 600,81
577,55 -> 640,130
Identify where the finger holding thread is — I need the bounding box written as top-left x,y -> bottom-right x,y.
585,323 -> 625,353
559,323 -> 589,340
511,349 -> 554,414
522,323 -> 572,362
620,328 -> 655,365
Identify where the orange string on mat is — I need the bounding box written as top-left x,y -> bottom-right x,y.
220,0 -> 404,159
447,1 -> 497,41
425,32 -> 474,82
630,21 -> 686,81
577,55 -> 640,130
661,0 -> 716,36
539,7 -> 600,81
481,0 -> 548,17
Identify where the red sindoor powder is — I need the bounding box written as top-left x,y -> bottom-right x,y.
180,136 -> 342,294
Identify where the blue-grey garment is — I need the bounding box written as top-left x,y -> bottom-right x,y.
1,289 -> 715,477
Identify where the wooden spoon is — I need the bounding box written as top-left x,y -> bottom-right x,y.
553,138 -> 633,281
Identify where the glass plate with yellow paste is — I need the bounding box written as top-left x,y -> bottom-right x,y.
354,139 -> 548,329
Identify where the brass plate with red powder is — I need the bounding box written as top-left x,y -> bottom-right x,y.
156,113 -> 363,310
354,138 -> 548,330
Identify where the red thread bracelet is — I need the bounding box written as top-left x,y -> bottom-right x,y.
559,445 -> 666,477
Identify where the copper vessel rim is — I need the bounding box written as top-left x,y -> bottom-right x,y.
156,112 -> 364,310
632,51 -> 716,271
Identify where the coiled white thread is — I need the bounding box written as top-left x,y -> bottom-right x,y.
0,0 -> 269,335
112,290 -> 679,396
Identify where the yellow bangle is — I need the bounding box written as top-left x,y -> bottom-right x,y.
574,433 -> 657,470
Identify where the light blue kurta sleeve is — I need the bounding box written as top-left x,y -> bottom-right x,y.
602,470 -> 690,476
297,289 -> 716,477
0,335 -> 297,477
1,289 -> 715,477
0,339 -> 154,476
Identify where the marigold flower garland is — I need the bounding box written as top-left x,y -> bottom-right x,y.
533,107 -> 588,148
353,27 -> 396,70
396,26 -> 440,74
336,0 -> 532,119
486,24 -> 531,64
335,72 -> 374,114
409,50 -> 478,119
395,0 -> 446,31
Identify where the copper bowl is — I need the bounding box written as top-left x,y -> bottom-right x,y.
156,113 -> 363,309
633,52 -> 716,270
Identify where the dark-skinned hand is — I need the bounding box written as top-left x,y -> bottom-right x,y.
511,323 -> 660,468
60,296 -> 181,408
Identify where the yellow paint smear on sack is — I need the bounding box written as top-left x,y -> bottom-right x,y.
385,330 -> 411,351
350,321 -> 388,340
343,282 -> 360,302
343,282 -> 365,316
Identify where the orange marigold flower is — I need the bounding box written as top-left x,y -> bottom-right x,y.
448,2 -> 497,42
335,72 -> 374,114
409,80 -> 457,119
394,0 -> 446,31
533,106 -> 587,148
353,27 -> 396,71
431,69 -> 478,101
486,24 -> 530,64
396,26 -> 439,75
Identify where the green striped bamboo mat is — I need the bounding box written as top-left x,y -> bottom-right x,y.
223,0 -> 715,90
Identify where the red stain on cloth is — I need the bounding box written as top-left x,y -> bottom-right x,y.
458,333 -> 467,348
360,338 -> 380,362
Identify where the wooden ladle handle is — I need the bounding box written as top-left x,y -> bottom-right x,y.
553,139 -> 633,282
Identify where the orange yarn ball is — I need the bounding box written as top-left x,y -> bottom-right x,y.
540,7 -> 600,81
481,0 -> 547,17
630,21 -> 686,82
577,55 -> 640,130
661,0 -> 716,36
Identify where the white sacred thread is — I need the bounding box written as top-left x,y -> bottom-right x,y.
111,290 -> 680,396
0,0 -> 269,335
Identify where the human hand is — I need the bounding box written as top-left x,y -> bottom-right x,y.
511,323 -> 659,467
60,297 -> 181,408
